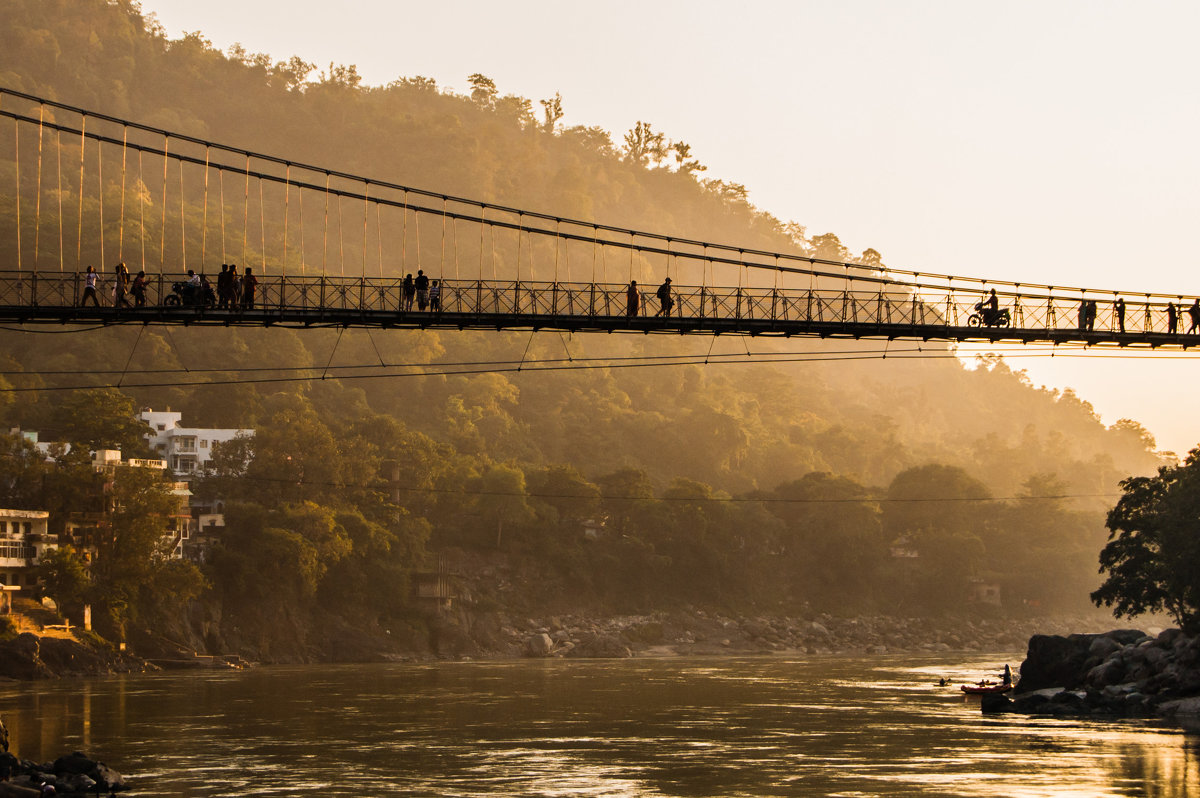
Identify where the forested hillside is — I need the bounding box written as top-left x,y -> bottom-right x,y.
0,0 -> 1170,658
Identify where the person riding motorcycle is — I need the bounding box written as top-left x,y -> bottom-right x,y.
974,288 -> 1004,326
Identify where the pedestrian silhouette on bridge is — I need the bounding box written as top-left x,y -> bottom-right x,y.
80,265 -> 100,307
627,281 -> 640,317
430,280 -> 442,312
415,270 -> 430,310
1167,302 -> 1178,334
1189,299 -> 1200,334
241,267 -> 258,309
655,277 -> 674,317
132,270 -> 147,307
1086,300 -> 1097,332
227,264 -> 241,306
402,273 -> 415,311
1114,297 -> 1126,333
114,263 -> 131,308
217,264 -> 232,309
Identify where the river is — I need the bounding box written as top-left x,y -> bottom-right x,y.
1,653 -> 1197,796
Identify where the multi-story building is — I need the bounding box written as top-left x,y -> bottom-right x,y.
0,509 -> 55,589
137,408 -> 253,477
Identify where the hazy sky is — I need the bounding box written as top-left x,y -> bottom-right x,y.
140,0 -> 1200,453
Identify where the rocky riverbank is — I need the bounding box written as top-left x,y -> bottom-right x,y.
0,609 -> 1133,678
0,750 -> 127,796
429,610 -> 1108,660
982,628 -> 1200,727
0,633 -> 150,681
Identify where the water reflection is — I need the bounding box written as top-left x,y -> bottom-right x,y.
0,656 -> 1195,796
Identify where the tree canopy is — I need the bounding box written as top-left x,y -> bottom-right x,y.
1092,451 -> 1200,632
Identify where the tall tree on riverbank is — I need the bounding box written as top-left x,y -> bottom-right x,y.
1092,450 -> 1200,633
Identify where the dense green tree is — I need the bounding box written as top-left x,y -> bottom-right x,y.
91,464 -> 200,638
36,545 -> 91,614
1092,451 -> 1200,632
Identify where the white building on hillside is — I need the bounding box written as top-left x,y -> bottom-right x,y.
138,408 -> 253,477
0,509 -> 55,589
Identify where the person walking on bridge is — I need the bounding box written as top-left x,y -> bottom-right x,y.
114,263 -> 132,308
626,280 -> 640,317
655,277 -> 674,317
1189,299 -> 1200,334
1114,297 -> 1126,333
1168,302 -> 1179,334
80,265 -> 100,307
132,270 -> 147,308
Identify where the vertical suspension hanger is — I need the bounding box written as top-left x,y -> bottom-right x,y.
490,213 -> 498,281
55,127 -> 64,272
553,219 -> 562,284
472,205 -> 482,283
375,193 -> 384,282
242,154 -> 251,270
34,103 -> 45,270
97,135 -> 105,273
138,149 -> 146,273
298,170 -> 306,277
361,180 -> 369,279
336,181 -> 345,278
201,145 -> 210,272
219,158 -> 226,266
516,212 -> 524,284
77,115 -> 86,269
452,215 -> 460,281
13,116 -> 21,272
178,156 -> 186,271
628,231 -> 634,281
322,171 -> 331,275
117,124 -> 127,264
563,223 -> 571,284
283,163 -> 292,280
590,226 -> 598,285
160,136 -> 169,268
413,200 -> 421,278
399,189 -> 408,276
258,177 -> 267,275
439,196 -> 448,278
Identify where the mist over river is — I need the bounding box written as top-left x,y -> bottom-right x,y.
2,654 -> 1197,797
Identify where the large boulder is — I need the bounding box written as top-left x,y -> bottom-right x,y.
525,633 -> 553,657
1019,631 -> 1145,692
0,634 -> 54,680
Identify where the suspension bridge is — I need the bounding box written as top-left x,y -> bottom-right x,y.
2,86 -> 1198,347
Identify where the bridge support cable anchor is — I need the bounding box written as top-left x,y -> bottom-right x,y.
321,326 -> 345,380
116,325 -> 145,389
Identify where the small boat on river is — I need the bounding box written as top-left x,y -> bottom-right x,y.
960,680 -> 1013,695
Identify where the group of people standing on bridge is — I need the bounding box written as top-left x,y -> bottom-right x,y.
401,270 -> 441,312
214,263 -> 259,309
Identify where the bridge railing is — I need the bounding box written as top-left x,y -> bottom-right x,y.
0,270 -> 1197,339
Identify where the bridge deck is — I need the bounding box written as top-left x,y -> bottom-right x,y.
0,272 -> 1196,348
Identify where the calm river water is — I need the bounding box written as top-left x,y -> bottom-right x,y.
1,653 -> 1197,797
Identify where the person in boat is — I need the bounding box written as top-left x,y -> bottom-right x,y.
999,663 -> 1012,685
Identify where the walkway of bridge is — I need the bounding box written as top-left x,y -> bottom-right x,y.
1,270 -> 1197,348
2,86 -> 1198,349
